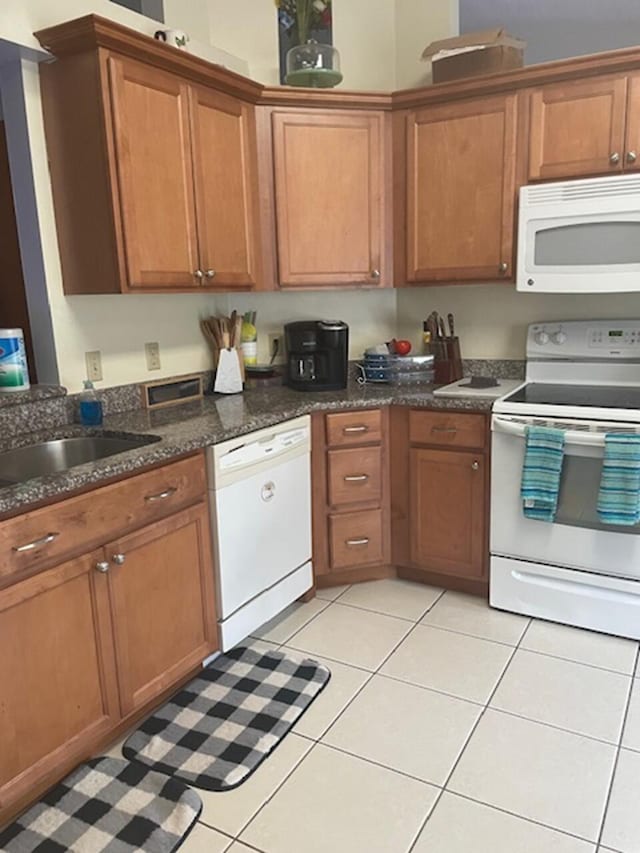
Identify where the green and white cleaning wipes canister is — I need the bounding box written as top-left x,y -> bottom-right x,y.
0,329 -> 30,391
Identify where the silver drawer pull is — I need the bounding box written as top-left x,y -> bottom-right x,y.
12,532 -> 59,553
346,537 -> 370,546
431,426 -> 457,433
343,425 -> 369,433
144,486 -> 177,502
344,474 -> 369,482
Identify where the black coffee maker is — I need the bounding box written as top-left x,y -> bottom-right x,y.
284,320 -> 349,391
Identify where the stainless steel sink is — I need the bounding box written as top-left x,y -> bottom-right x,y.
0,435 -> 159,485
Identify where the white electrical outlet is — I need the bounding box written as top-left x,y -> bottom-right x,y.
145,341 -> 161,370
267,333 -> 282,363
85,350 -> 103,382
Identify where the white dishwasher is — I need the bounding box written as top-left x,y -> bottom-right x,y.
208,415 -> 312,651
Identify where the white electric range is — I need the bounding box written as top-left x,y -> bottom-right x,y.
490,319 -> 640,640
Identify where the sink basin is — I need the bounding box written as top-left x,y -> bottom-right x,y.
0,434 -> 159,485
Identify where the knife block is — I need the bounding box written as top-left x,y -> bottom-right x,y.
433,337 -> 463,385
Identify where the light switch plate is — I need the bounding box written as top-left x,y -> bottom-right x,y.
85,350 -> 103,382
145,341 -> 161,371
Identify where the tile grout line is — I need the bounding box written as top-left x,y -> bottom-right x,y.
232,589 -> 447,850
594,643 -> 640,850
406,616 -> 531,853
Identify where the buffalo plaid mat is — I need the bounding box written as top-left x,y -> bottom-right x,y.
123,646 -> 330,791
0,756 -> 202,852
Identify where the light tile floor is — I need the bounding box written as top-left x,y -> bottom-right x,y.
107,578 -> 640,852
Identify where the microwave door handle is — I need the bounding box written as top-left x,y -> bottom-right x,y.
492,417 -> 606,448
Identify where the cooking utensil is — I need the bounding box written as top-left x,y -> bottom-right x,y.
438,315 -> 446,340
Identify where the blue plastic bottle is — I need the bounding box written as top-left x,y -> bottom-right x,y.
79,379 -> 103,426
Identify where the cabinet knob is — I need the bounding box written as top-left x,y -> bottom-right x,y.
627,151 -> 638,164
205,269 -> 216,279
498,262 -> 508,274
112,553 -> 126,565
471,460 -> 479,471
371,269 -> 380,280
95,560 -> 110,574
610,152 -> 621,165
193,269 -> 204,280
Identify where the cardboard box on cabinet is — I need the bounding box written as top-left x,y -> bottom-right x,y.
422,28 -> 526,84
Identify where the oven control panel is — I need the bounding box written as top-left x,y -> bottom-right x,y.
528,320 -> 640,359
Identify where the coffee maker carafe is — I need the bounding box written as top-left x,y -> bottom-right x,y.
284,320 -> 349,391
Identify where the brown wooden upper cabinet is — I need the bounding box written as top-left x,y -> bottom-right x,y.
528,73 -> 640,180
42,53 -> 260,294
271,110 -> 389,288
404,93 -> 518,283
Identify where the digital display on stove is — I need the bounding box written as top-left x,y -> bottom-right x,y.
609,330 -> 624,337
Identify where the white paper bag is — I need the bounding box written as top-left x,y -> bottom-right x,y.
214,348 -> 243,394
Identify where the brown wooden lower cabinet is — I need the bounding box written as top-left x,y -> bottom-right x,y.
0,454 -> 218,824
106,503 -> 217,715
409,447 -> 486,579
0,551 -> 119,810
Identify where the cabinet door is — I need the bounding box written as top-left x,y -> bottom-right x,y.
190,86 -> 260,288
108,56 -> 199,289
106,503 -> 217,715
409,448 -> 486,579
272,110 -> 386,287
528,76 -> 627,180
406,94 -> 517,282
0,553 -> 119,808
625,73 -> 640,172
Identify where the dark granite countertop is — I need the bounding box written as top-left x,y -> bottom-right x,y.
0,381 -> 497,516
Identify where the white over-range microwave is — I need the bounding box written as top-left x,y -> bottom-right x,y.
517,173 -> 640,293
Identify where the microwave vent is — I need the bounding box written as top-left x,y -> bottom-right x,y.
524,175 -> 640,205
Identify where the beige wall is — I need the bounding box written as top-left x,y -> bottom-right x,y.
397,285 -> 640,360
395,0 -> 458,89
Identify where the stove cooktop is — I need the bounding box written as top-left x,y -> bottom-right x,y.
502,383 -> 640,410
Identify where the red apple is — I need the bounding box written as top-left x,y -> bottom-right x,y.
394,339 -> 412,355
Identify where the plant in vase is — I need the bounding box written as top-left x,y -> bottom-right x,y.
276,0 -> 342,87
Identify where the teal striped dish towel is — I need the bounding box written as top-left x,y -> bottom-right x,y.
597,433 -> 640,526
521,426 -> 565,522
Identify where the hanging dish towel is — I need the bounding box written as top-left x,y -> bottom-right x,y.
597,433 -> 640,526
521,425 -> 565,522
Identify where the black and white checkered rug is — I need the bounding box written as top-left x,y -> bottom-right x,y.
0,756 -> 202,852
123,645 -> 331,791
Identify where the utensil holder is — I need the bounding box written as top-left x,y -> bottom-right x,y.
433,336 -> 463,385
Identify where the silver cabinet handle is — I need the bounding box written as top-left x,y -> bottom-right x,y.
112,553 -> 126,565
193,269 -> 204,280
343,425 -> 369,433
471,460 -> 479,470
205,269 -> 216,279
12,532 -> 59,553
344,474 -> 369,482
346,537 -> 370,546
499,262 -> 508,273
144,486 -> 177,502
432,426 -> 457,433
627,151 -> 638,164
95,560 -> 110,574
610,152 -> 621,165
371,269 -> 380,279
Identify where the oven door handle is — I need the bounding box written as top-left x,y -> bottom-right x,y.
492,416 -> 607,447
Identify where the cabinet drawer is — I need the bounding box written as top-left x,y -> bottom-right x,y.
0,454 -> 206,586
328,446 -> 382,507
329,509 -> 384,570
326,409 -> 382,447
409,410 -> 486,450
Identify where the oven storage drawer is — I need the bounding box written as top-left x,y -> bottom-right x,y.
491,555 -> 640,641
